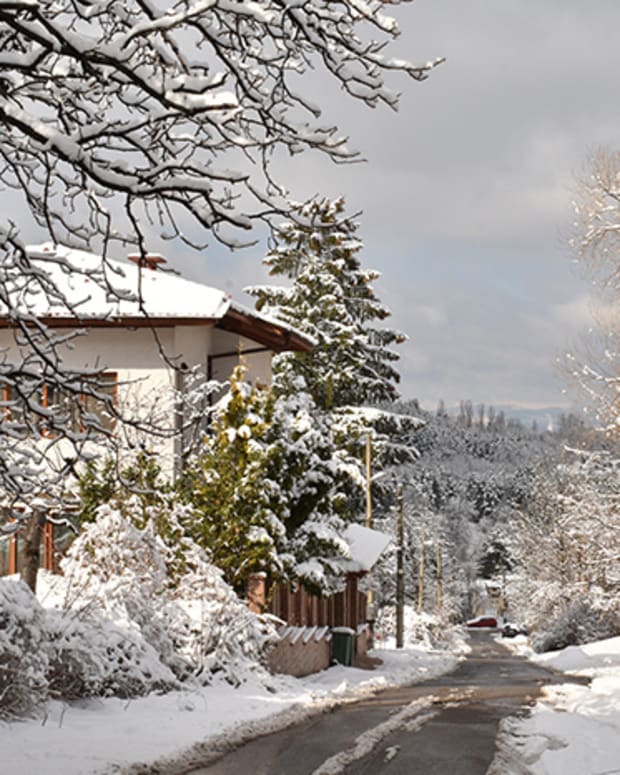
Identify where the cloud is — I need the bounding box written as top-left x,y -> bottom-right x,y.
145,1 -> 620,411
5,0 -> 616,413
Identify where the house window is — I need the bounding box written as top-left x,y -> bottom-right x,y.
0,530 -> 19,576
1,373 -> 117,435
0,516 -> 77,577
44,373 -> 117,434
79,373 -> 117,432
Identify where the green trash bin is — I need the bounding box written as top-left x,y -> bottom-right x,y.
331,627 -> 355,666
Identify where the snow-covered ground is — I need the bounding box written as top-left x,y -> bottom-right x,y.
490,636 -> 620,775
0,641 -> 465,775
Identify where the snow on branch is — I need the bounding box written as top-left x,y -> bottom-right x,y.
0,0 -> 440,251
0,2 -> 440,540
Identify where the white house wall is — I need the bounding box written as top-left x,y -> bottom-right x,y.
0,323 -> 274,483
0,326 -> 179,476
210,330 -> 272,386
173,325 -> 213,377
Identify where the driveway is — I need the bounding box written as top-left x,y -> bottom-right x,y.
183,632 -> 588,775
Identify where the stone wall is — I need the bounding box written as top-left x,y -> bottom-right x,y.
267,626 -> 331,677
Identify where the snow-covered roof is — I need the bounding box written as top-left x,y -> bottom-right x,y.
340,523 -> 391,573
21,243 -> 232,320
0,243 -> 313,352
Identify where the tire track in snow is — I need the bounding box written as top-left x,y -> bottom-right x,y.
309,697 -> 438,775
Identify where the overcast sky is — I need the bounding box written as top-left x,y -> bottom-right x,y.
173,2 -> 620,412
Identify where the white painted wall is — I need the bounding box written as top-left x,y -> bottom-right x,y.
210,330 -> 272,386
0,323 -> 274,481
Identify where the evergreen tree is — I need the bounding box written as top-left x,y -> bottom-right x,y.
247,198 -> 422,520
261,373 -> 350,593
177,366 -> 290,594
77,450 -> 169,527
247,197 -> 405,410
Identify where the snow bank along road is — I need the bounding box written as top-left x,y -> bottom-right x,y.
184,632 -> 589,775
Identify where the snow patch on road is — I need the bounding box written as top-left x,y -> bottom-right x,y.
489,636 -> 620,775
310,699 -> 438,775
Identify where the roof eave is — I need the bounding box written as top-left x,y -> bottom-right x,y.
0,309 -> 315,353
218,307 -> 314,353
0,315 -> 219,329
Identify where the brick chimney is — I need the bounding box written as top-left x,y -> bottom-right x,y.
127,253 -> 166,271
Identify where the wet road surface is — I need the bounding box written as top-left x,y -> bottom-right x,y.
184,632 -> 589,775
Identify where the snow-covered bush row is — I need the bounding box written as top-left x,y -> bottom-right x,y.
0,507 -> 277,718
507,578 -> 620,653
60,504 -> 278,684
531,595 -> 619,653
0,578 -> 49,718
508,449 -> 620,650
376,605 -> 459,650
0,577 -> 174,719
45,609 -> 175,701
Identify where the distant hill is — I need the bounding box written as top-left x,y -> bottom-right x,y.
492,405 -> 578,431
416,402 -> 585,432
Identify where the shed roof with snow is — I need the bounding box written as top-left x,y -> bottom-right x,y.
340,523 -> 392,573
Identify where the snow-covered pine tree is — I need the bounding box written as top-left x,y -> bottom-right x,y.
179,366 -> 351,595
264,377 -> 350,593
247,198 -> 422,519
247,197 -> 405,411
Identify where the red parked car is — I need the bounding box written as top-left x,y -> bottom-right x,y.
466,615 -> 498,628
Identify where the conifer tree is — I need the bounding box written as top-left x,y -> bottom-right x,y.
179,366 -> 351,594
247,198 -> 422,519
247,197 -> 405,411
177,366 -> 290,594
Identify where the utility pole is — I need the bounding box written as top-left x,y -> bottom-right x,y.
365,432 -> 372,529
396,483 -> 404,648
365,433 -> 375,628
417,526 -> 426,614
436,541 -> 442,610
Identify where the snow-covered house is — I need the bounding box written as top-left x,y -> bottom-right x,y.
0,243 -> 313,575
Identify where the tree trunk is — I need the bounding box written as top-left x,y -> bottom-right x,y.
417,527 -> 426,614
21,512 -> 44,594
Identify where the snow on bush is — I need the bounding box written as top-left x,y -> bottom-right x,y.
530,590 -> 620,654
376,604 -> 455,650
60,504 -> 277,685
0,575 -> 175,719
60,505 -> 182,671
0,578 -> 49,718
507,574 -> 620,653
45,609 -> 175,700
1,505 -> 277,718
164,553 -> 278,684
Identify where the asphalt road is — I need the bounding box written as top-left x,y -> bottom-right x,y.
184,632 -> 588,775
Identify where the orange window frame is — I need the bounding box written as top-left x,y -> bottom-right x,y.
41,372 -> 118,435
3,520 -> 66,575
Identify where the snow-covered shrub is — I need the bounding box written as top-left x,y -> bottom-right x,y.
510,451 -> 620,651
60,504 -> 277,685
162,548 -> 278,683
531,591 -> 620,653
60,503 -> 182,672
0,578 -> 48,718
45,609 -> 175,699
376,604 -> 453,649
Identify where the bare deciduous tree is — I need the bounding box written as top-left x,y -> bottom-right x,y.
567,148 -> 620,432
0,0 -> 441,252
0,0 -> 440,583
